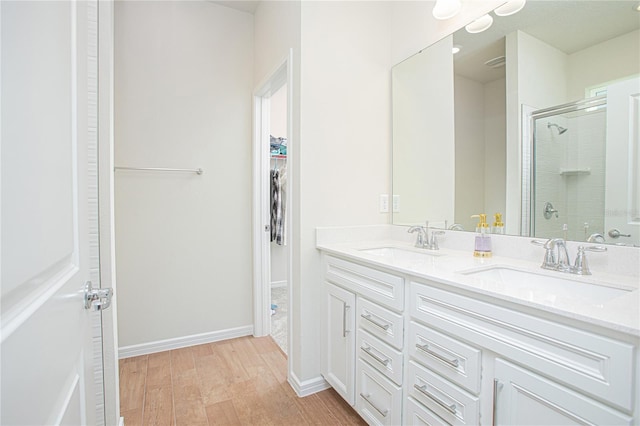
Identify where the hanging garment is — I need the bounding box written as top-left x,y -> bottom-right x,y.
270,168 -> 280,243
276,165 -> 287,246
270,165 -> 287,245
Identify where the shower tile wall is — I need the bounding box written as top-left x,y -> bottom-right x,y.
566,111 -> 606,241
534,110 -> 606,241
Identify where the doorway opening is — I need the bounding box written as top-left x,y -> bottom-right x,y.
253,53 -> 293,361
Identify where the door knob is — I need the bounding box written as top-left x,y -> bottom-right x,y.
84,281 -> 114,311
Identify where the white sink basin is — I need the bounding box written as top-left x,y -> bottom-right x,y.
359,246 -> 444,260
460,266 -> 632,307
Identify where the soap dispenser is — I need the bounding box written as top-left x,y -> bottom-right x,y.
471,214 -> 492,258
492,213 -> 504,234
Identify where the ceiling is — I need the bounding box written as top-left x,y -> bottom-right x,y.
453,0 -> 640,83
211,0 -> 260,14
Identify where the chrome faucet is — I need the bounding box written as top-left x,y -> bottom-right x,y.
532,238 -> 607,275
543,238 -> 572,272
408,225 -> 427,248
408,221 -> 445,250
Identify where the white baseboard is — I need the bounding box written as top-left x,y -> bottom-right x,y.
119,417 -> 124,426
270,280 -> 288,288
118,325 -> 254,359
288,371 -> 330,397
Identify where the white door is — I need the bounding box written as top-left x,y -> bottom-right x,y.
1,1 -> 109,425
605,77 -> 640,246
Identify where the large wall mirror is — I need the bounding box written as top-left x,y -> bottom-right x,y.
392,0 -> 640,246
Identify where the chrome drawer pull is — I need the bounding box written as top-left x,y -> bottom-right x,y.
343,303 -> 351,338
416,343 -> 460,368
361,345 -> 390,366
413,384 -> 457,415
360,393 -> 389,417
361,313 -> 391,331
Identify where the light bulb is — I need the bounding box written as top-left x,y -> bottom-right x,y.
432,0 -> 462,20
465,14 -> 493,34
494,0 -> 526,17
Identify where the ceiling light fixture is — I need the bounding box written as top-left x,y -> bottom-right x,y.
494,0 -> 527,17
465,14 -> 494,34
432,0 -> 462,20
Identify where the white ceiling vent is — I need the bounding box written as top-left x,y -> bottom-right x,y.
484,56 -> 506,69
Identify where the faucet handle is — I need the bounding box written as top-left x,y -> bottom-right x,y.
430,230 -> 445,250
574,245 -> 607,275
531,239 -> 557,269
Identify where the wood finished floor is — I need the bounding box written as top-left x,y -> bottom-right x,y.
119,335 -> 367,425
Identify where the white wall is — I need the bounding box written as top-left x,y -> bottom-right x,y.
484,77 -> 506,220
298,0 -> 393,381
394,36 -> 455,226
455,74 -> 485,230
567,29 -> 640,101
505,30 -> 568,234
114,1 -> 254,347
454,74 -> 506,232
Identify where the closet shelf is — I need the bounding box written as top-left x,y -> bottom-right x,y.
559,167 -> 591,176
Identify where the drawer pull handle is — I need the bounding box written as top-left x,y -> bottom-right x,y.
343,303 -> 351,338
361,313 -> 391,331
360,393 -> 389,417
416,343 -> 460,368
413,384 -> 457,415
361,345 -> 390,366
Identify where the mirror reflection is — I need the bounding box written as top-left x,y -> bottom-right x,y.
392,0 -> 640,246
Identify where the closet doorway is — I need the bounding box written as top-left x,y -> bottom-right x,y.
252,54 -> 292,361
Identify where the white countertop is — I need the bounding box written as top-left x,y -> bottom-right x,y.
317,237 -> 640,337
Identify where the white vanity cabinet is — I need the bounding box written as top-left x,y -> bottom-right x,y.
321,255 -> 405,425
320,252 -> 638,426
409,280 -> 637,426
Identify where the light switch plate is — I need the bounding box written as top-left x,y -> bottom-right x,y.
379,194 -> 389,213
393,195 -> 400,213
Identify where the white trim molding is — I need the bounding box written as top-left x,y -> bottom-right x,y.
288,372 -> 330,398
118,325 -> 253,359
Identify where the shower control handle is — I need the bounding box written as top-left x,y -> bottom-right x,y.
543,202 -> 559,220
608,228 -> 631,239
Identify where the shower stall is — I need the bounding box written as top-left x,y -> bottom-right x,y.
524,96 -> 608,241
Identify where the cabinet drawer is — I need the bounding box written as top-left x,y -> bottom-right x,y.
326,256 -> 404,311
356,359 -> 402,426
407,361 -> 479,426
410,282 -> 635,411
357,297 -> 404,350
409,321 -> 481,394
357,330 -> 403,386
405,397 -> 450,426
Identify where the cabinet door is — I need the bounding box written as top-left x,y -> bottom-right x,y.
494,359 -> 632,426
323,283 -> 356,405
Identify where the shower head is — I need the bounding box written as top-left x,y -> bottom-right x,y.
547,122 -> 568,135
